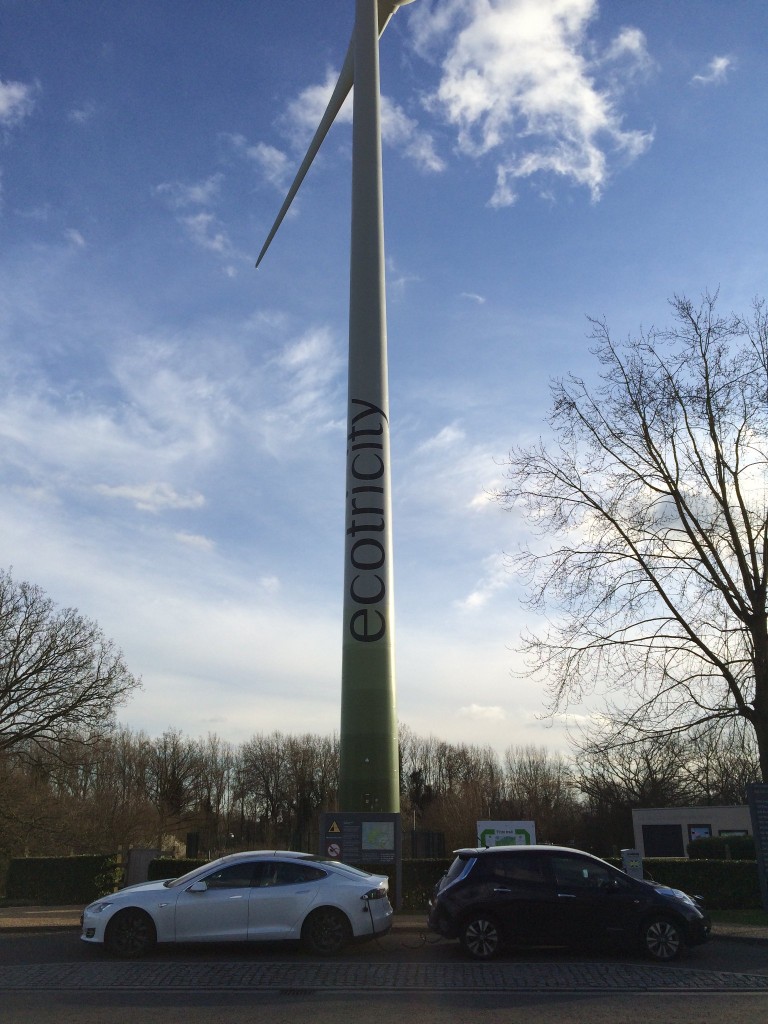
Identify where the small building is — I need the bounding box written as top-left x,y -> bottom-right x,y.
632,805 -> 752,858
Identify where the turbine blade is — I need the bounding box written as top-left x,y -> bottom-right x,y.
255,40 -> 353,269
255,1 -> 409,268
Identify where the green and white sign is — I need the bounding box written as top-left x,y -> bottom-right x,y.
477,820 -> 536,847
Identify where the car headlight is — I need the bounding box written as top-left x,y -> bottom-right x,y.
86,900 -> 114,914
658,886 -> 695,907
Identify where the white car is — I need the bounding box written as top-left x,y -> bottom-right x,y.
81,850 -> 393,958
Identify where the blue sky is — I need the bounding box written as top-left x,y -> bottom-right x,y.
1,0 -> 766,755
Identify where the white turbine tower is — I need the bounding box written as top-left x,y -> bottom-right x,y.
257,1 -> 418,813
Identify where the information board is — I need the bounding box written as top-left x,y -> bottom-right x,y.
746,783 -> 768,911
319,811 -> 402,908
476,820 -> 536,847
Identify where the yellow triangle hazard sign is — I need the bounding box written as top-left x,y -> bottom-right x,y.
328,820 -> 341,834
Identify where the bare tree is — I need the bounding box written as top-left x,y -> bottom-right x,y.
504,745 -> 579,844
678,720 -> 760,805
146,729 -> 202,845
571,730 -> 697,811
499,294 -> 768,780
0,569 -> 140,754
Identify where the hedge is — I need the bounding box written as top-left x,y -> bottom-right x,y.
637,858 -> 761,910
5,855 -> 121,905
687,835 -> 756,860
3,852 -> 763,911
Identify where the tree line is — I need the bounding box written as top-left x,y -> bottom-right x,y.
0,719 -> 759,872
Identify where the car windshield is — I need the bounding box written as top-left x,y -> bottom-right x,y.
164,857 -> 229,889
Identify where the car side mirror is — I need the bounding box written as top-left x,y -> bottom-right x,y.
188,880 -> 208,893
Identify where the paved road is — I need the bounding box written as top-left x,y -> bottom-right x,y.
2,929 -> 767,980
2,928 -> 767,1023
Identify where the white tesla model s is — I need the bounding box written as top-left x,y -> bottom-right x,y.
81,850 -> 392,958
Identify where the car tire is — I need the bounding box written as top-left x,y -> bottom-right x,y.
301,907 -> 352,956
460,914 -> 502,960
104,908 -> 157,959
641,915 -> 683,962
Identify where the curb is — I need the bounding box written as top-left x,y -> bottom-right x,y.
2,909 -> 767,944
0,909 -> 429,935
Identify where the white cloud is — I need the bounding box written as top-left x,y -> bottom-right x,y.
468,487 -> 498,511
0,78 -> 35,127
155,175 -> 243,260
179,211 -> 236,256
417,423 -> 467,453
258,327 -> 344,453
380,96 -> 445,172
175,531 -> 215,551
386,256 -> 420,297
248,142 -> 292,189
691,55 -> 734,86
95,482 -> 205,513
279,66 -> 443,174
410,0 -> 654,204
156,174 -> 224,209
283,68 -> 352,141
457,703 -> 507,720
455,552 -> 510,610
65,228 -> 86,248
602,26 -> 655,73
68,101 -> 96,124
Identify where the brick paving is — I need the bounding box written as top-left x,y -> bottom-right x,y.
1,958 -> 768,993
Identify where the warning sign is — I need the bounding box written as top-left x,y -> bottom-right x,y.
328,820 -> 341,834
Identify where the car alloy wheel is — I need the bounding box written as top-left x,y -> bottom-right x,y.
302,907 -> 351,956
642,916 -> 682,962
105,909 -> 157,959
461,915 -> 501,960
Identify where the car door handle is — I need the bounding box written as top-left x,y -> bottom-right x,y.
557,893 -> 577,899
493,887 -> 512,893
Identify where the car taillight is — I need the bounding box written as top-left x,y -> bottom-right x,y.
361,888 -> 387,900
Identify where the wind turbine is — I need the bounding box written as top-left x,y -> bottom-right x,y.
257,0 -> 418,813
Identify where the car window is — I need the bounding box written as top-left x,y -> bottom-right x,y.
315,859 -> 373,880
201,862 -> 257,889
475,854 -> 548,886
444,856 -> 473,885
255,861 -> 327,887
550,855 -> 615,891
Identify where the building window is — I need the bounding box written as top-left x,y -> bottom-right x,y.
687,824 -> 712,843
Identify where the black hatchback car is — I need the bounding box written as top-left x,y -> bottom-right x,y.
428,845 -> 711,961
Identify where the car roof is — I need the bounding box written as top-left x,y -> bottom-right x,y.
453,845 -> 602,857
217,850 -> 314,862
